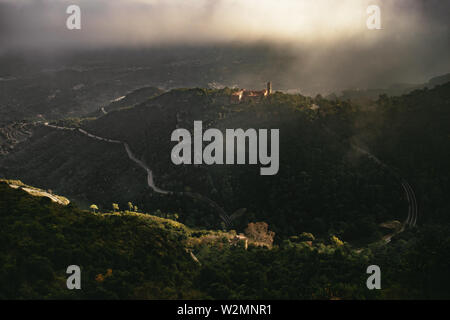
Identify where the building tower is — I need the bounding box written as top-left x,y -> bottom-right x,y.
267,82 -> 272,95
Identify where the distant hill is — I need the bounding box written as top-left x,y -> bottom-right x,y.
332,73 -> 450,104
105,87 -> 165,112
0,44 -> 299,125
87,86 -> 165,118
0,69 -> 141,126
428,73 -> 450,87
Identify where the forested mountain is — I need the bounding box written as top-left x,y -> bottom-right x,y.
1,80 -> 449,299
2,82 -> 450,243
1,87 -> 408,245
333,73 -> 450,105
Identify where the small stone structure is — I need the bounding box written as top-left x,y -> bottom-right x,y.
231,82 -> 272,104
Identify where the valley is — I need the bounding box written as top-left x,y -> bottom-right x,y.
2,83 -> 434,244
0,60 -> 448,301
1,0 -> 449,304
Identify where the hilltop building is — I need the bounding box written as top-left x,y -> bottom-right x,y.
231,82 -> 272,104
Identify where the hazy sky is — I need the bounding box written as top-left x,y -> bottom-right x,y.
0,0 -> 446,46
0,0 -> 448,88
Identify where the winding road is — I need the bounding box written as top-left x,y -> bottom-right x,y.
320,124 -> 418,243
352,144 -> 418,229
42,122 -> 232,225
42,116 -> 419,234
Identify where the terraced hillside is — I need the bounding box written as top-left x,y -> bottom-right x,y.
0,122 -> 33,155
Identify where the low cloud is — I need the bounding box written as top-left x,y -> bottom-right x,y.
0,0 -> 448,90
